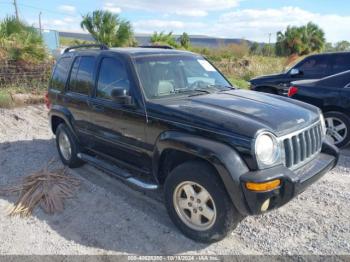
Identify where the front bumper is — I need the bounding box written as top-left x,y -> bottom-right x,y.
239,141 -> 339,215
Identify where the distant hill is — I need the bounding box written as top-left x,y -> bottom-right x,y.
59,31 -> 253,47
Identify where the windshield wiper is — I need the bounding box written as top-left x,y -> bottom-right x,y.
208,84 -> 235,90
173,88 -> 211,95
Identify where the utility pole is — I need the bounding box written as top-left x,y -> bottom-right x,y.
268,33 -> 272,56
13,0 -> 19,21
39,12 -> 42,36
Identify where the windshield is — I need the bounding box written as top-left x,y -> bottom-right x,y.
134,55 -> 232,99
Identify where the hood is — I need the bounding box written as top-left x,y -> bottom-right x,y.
151,90 -> 320,138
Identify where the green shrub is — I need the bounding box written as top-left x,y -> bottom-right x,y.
228,78 -> 250,89
0,16 -> 48,63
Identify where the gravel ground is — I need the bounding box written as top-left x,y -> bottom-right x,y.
0,105 -> 349,255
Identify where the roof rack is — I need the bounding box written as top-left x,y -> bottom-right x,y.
138,45 -> 174,50
63,44 -> 109,53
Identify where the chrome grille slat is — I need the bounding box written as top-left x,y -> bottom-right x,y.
292,136 -> 300,164
299,133 -> 306,161
305,130 -> 312,158
310,127 -> 316,154
282,122 -> 323,169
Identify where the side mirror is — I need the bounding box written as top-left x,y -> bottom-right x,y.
290,68 -> 301,76
110,87 -> 131,104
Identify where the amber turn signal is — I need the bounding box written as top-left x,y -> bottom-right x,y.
246,179 -> 281,192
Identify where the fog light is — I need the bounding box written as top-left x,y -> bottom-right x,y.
261,198 -> 270,212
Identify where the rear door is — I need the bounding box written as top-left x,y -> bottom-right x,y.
87,54 -> 150,170
64,55 -> 96,143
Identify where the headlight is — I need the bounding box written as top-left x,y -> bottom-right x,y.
319,113 -> 327,137
255,132 -> 281,168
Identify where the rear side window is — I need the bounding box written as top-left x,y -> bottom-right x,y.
97,57 -> 130,100
68,56 -> 95,95
50,57 -> 72,91
331,54 -> 350,74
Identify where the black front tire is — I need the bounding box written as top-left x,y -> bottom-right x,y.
55,123 -> 84,168
164,161 -> 242,243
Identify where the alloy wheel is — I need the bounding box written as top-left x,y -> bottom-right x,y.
173,181 -> 217,231
325,117 -> 348,145
58,131 -> 72,161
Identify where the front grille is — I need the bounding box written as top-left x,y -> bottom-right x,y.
282,122 -> 323,169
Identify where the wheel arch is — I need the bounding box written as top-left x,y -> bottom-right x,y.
322,106 -> 350,118
49,105 -> 78,139
153,131 -> 250,215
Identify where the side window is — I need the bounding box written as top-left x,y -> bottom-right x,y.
298,56 -> 328,76
331,54 -> 350,74
97,57 -> 130,100
50,57 -> 72,91
68,56 -> 95,95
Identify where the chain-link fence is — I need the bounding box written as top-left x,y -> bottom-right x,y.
0,60 -> 53,90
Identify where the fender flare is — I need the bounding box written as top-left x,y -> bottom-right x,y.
49,105 -> 79,140
153,131 -> 250,215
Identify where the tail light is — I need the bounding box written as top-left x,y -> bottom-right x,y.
44,92 -> 51,109
288,86 -> 298,97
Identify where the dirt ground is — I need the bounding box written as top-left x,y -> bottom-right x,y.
0,105 -> 349,255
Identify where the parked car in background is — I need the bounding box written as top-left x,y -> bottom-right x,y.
288,70 -> 350,148
250,52 -> 350,96
48,44 -> 339,243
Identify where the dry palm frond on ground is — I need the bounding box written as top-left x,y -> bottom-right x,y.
0,160 -> 80,217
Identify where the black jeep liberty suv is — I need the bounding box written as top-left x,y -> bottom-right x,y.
48,44 -> 339,243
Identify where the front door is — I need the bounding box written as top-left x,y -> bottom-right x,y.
87,55 -> 150,170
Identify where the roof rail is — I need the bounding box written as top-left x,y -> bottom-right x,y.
63,44 -> 109,53
138,45 -> 174,50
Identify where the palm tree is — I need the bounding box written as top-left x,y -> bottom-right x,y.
80,10 -> 134,47
276,22 -> 325,56
300,22 -> 325,54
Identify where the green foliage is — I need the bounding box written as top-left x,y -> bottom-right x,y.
213,55 -> 288,84
324,42 -> 334,52
261,44 -> 275,56
334,41 -> 350,51
150,31 -> 178,48
80,10 -> 135,47
276,22 -> 325,56
0,16 -> 47,62
227,78 -> 250,89
190,41 -> 249,61
249,42 -> 259,55
179,32 -> 190,49
0,89 -> 12,108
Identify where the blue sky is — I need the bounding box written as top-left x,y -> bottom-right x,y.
1,0 -> 349,43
